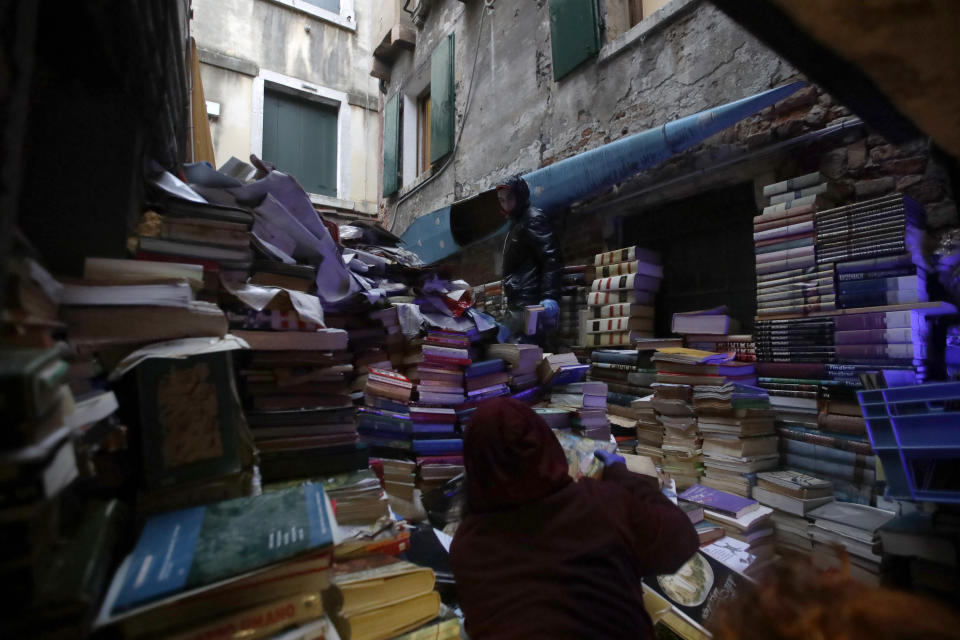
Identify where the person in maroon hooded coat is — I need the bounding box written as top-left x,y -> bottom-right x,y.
450,398 -> 699,640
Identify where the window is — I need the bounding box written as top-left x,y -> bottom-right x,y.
383,33 -> 455,196
262,88 -> 338,197
548,0 -> 601,81
417,90 -> 432,176
265,0 -> 355,31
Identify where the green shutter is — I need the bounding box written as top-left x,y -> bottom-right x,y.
430,33 -> 455,163
548,0 -> 601,81
382,93 -> 399,197
262,89 -> 338,197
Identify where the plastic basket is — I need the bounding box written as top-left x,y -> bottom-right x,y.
857,382 -> 960,504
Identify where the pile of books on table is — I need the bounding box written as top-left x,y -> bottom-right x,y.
488,342 -> 543,393
808,501 -> 896,586
558,264 -> 590,346
680,483 -> 776,568
750,469 -> 834,559
583,246 -> 661,347
548,380 -> 610,440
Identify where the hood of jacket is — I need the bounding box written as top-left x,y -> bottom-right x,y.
463,397 -> 571,513
497,174 -> 531,219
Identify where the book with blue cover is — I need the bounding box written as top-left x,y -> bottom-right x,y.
679,484 -> 760,519
463,359 -> 506,378
111,483 -> 335,613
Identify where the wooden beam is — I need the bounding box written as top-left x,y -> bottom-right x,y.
393,23 -> 416,50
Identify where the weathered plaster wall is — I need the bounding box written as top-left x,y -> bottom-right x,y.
384,0 -> 955,279
199,63 -> 254,168
191,0 -> 380,211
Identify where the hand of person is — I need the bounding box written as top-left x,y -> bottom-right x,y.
539,299 -> 559,320
594,449 -> 626,467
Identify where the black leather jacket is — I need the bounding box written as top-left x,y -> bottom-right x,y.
499,177 -> 564,307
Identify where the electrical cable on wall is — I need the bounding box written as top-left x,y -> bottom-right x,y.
388,0 -> 495,233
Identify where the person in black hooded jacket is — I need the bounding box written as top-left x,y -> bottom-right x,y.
496,174 -> 564,343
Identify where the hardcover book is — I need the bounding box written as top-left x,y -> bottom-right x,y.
679,484 -> 759,519
111,483 -> 335,613
137,351 -> 254,490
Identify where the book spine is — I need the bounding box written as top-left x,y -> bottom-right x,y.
837,289 -> 925,308
777,426 -> 874,455
763,172 -> 822,198
833,327 -> 921,344
817,412 -> 867,436
595,247 -> 637,266
763,194 -> 818,214
768,182 -> 829,205
834,253 -> 915,274
590,351 -> 641,365
755,255 -> 818,275
781,438 -> 874,467
756,245 -> 817,265
837,275 -> 925,296
831,311 -> 919,331
587,332 -> 640,347
757,301 -> 835,316
836,266 -> 917,282
834,343 -> 924,359
753,220 -> 815,242
817,241 -> 910,264
755,237 -> 816,255
756,292 -> 834,307
782,453 -> 876,484
757,271 -> 833,290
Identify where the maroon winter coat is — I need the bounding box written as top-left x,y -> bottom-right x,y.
450,398 -> 699,640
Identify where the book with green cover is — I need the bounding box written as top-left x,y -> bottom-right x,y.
111,483 -> 336,612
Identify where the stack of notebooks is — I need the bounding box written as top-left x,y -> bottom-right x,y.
0,348 -> 126,637
232,325 -> 366,483
558,264 -> 590,346
651,382 -> 701,489
548,381 -> 610,440
357,369 -> 462,461
323,555 -> 442,640
679,484 -> 775,563
487,343 -> 543,393
95,483 -> 337,639
694,383 -> 778,498
754,171 -> 844,317
807,501 -> 896,586
816,194 -> 927,310
633,394 -> 664,462
462,359 -> 511,406
683,333 -> 757,363
583,246 -> 662,347
59,258 -> 228,355
134,201 -> 255,302
587,348 -> 657,397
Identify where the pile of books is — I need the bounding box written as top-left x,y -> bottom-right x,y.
695,383 -> 778,498
755,171 -> 844,317
548,381 -> 610,440
0,347 -> 127,637
558,264 -> 590,346
60,257 -> 227,355
487,343 -> 543,393
808,501 -> 896,586
817,194 -> 927,310
651,381 -> 701,489
324,556 -> 444,640
463,358 -> 511,406
95,483 -> 338,638
679,483 -> 776,567
583,246 -> 661,347
472,280 -> 504,320
587,348 -> 657,397
632,394 -> 663,462
134,201 -> 256,303
751,469 -> 834,559
232,325 -> 366,484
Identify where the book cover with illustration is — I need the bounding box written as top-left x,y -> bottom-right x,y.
643,551 -> 752,628
112,483 -> 335,612
136,351 -> 254,489
552,430 -> 616,480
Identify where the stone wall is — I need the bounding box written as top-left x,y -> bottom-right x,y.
385,0 -> 956,286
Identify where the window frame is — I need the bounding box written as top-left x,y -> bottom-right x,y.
251,69 -> 350,200
262,0 -> 356,31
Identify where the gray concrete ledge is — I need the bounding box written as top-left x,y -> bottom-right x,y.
309,192 -> 378,216
599,0 -> 702,64
197,47 -> 259,77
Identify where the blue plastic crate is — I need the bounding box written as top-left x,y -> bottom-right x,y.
858,382 -> 960,504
